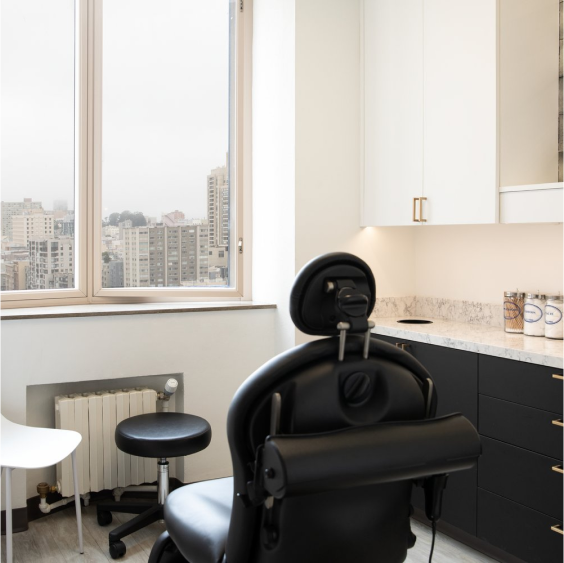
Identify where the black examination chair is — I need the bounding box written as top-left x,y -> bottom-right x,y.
149,252 -> 481,563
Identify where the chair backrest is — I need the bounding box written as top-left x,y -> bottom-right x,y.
223,253 -> 480,563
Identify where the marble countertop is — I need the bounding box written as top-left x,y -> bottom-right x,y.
372,317 -> 563,369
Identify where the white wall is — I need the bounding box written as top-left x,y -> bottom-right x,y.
1,309 -> 279,510
294,0 -> 416,343
414,223 -> 563,302
252,0 -> 296,352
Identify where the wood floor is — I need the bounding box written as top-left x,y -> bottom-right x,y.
1,503 -> 499,563
406,521 -> 498,563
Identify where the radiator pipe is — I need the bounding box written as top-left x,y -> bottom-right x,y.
36,484 -> 91,513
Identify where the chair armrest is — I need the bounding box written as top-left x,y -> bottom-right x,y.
261,413 -> 480,499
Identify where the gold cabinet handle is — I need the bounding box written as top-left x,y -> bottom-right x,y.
553,374 -> 564,381
552,419 -> 563,427
419,197 -> 427,223
395,343 -> 408,350
551,524 -> 563,535
413,198 -> 420,222
552,465 -> 563,474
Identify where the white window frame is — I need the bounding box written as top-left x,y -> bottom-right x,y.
1,0 -> 252,309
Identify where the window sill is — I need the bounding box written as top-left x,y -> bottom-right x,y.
1,301 -> 277,321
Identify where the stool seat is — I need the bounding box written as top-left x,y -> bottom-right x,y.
116,413 -> 211,459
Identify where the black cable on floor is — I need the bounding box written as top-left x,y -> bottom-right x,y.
428,520 -> 437,563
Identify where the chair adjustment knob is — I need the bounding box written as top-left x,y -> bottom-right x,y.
342,372 -> 372,406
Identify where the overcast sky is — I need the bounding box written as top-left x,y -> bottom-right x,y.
1,0 -> 230,220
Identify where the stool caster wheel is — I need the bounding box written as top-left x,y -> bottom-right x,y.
109,540 -> 126,559
97,510 -> 113,526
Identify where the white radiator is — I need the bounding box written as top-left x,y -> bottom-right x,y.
55,388 -> 157,497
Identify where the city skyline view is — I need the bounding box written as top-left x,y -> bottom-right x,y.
1,0 -> 233,293
1,158 -> 231,291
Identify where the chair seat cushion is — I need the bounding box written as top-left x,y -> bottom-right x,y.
115,413 -> 211,458
165,477 -> 233,563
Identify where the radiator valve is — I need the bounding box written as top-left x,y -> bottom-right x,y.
157,378 -> 178,402
37,482 -> 57,498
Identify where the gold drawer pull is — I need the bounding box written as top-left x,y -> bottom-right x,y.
551,524 -> 563,535
553,374 -> 564,381
419,197 -> 427,223
413,198 -> 420,222
552,419 -> 563,427
395,343 -> 408,351
552,465 -> 564,474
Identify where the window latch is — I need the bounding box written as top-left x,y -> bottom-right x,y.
238,238 -> 243,254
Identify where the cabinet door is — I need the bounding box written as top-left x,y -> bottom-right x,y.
374,335 -> 479,535
362,0 -> 423,226
423,0 -> 498,225
478,488 -> 563,563
409,340 -> 479,535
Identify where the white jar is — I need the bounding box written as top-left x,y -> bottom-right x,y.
524,293 -> 546,336
545,296 -> 563,340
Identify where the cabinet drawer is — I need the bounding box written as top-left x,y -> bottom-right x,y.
479,437 -> 563,520
478,488 -> 563,563
479,355 -> 563,414
479,396 -> 563,460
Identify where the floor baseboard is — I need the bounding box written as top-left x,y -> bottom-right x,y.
1,508 -> 28,535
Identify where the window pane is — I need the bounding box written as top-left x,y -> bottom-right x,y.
101,0 -> 233,289
1,0 -> 77,292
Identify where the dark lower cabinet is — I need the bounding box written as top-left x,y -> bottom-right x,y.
479,437 -> 563,521
478,488 -> 563,563
479,355 -> 563,415
479,396 -> 563,460
374,332 -> 564,563
375,335 -> 478,535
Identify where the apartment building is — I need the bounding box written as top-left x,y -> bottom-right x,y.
123,225 -> 209,288
12,211 -> 54,247
1,198 -> 43,239
207,162 -> 229,249
102,259 -> 124,289
27,237 -> 74,290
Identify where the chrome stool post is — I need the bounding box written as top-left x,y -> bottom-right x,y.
157,458 -> 170,505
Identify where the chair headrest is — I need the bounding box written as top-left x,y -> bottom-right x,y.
290,253 -> 376,336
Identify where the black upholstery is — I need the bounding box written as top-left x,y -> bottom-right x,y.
262,414 -> 481,498
289,252 -> 376,336
115,413 -> 211,458
149,252 -> 481,563
165,478 -> 233,563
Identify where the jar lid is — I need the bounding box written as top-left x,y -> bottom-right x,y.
526,293 -> 546,299
546,295 -> 563,301
505,291 -> 525,298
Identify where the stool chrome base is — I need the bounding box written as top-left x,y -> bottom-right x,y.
97,459 -> 170,560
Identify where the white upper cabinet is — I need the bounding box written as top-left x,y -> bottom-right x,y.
362,0 -> 423,226
422,0 -> 498,225
361,0 -> 562,227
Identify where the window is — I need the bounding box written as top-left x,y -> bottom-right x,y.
1,0 -> 77,297
1,0 -> 250,307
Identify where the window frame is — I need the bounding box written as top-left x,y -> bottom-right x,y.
1,0 -> 252,309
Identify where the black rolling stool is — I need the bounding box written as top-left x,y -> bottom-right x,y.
97,412 -> 211,559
